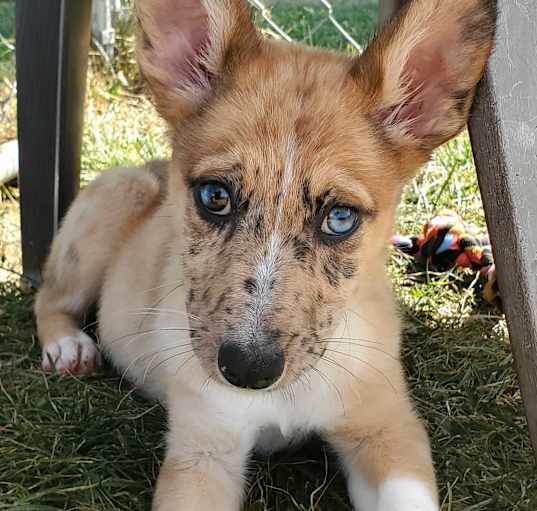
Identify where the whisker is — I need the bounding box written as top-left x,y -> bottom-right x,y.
316,339 -> 398,361
314,354 -> 365,387
320,336 -> 382,345
134,281 -> 185,295
146,282 -> 185,308
143,349 -> 196,383
120,330 -> 192,352
296,370 -> 312,396
81,306 -> 202,334
129,306 -> 199,316
306,362 -> 346,415
200,374 -> 214,394
108,327 -> 195,346
137,282 -> 186,329
174,354 -> 196,376
322,349 -> 396,393
127,310 -> 201,321
343,307 -> 378,329
343,311 -> 350,338
142,342 -> 197,356
118,341 -> 197,388
285,374 -> 297,407
119,354 -> 145,391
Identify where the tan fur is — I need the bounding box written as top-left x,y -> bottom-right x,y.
35,0 -> 496,508
35,162 -> 166,352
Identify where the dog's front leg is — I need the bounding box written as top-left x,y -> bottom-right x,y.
327,402 -> 438,511
153,392 -> 255,511
153,453 -> 247,511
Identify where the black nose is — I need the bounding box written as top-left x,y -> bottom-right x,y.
218,340 -> 285,389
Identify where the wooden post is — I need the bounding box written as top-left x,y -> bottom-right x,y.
469,1 -> 537,456
16,0 -> 92,285
92,0 -> 117,59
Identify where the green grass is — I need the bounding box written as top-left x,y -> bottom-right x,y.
1,1 -> 536,510
256,0 -> 377,50
0,284 -> 164,510
0,0 -> 16,144
0,1 -> 15,38
0,0 -> 15,81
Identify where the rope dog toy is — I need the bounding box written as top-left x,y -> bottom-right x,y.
391,210 -> 501,309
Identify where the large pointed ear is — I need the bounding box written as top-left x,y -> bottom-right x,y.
352,0 -> 497,161
135,0 -> 260,124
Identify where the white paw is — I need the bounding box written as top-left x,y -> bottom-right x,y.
378,478 -> 438,511
42,332 -> 102,375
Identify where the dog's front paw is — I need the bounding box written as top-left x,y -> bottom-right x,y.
378,478 -> 438,511
42,332 -> 102,375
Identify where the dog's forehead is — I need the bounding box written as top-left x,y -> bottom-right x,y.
197,53 -> 393,193
179,41 -> 404,216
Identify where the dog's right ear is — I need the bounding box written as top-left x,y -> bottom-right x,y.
136,0 -> 259,124
351,0 -> 497,172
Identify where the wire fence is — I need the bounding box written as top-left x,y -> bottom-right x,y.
90,0 -> 370,54
0,0 -> 375,144
0,0 -> 376,113
247,0 -> 363,52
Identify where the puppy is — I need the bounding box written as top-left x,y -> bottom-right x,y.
35,0 -> 496,509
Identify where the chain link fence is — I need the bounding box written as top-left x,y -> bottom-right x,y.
0,0 -> 379,150
90,1 -> 378,54
1,0 -> 378,139
1,0 -> 378,135
247,0 -> 364,51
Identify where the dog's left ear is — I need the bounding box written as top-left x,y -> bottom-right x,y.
352,0 -> 497,167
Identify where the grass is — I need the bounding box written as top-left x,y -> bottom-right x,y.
0,0 -> 15,86
256,0 -> 377,50
1,1 -> 536,510
0,0 -> 16,144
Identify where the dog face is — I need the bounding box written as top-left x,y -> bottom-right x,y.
136,0 -> 496,390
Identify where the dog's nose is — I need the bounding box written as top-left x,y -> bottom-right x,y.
218,340 -> 285,390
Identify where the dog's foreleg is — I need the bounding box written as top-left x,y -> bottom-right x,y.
153,393 -> 255,511
327,404 -> 438,511
35,165 -> 163,375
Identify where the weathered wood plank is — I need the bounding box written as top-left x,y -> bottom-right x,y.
16,0 -> 92,285
469,0 -> 537,455
379,0 -> 537,457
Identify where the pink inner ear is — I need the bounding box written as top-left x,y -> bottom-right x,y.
380,41 -> 456,139
144,0 -> 210,87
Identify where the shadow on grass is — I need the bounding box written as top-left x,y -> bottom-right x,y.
0,283 -> 535,511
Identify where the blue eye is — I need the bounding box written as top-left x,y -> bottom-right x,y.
198,182 -> 232,216
321,206 -> 358,237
